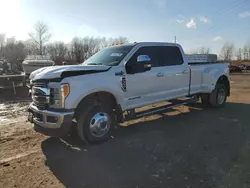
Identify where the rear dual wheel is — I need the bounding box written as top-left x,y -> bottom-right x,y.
201,84 -> 227,108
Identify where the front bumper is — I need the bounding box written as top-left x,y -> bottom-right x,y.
28,103 -> 74,137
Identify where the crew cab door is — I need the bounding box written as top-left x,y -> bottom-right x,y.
156,46 -> 190,99
124,46 -> 164,109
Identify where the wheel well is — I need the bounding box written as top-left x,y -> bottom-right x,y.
216,75 -> 230,96
76,91 -> 123,122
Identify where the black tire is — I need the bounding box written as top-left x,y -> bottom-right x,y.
60,123 -> 80,143
200,94 -> 210,107
76,102 -> 115,144
209,84 -> 227,108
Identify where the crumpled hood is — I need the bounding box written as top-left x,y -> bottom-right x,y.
29,65 -> 111,81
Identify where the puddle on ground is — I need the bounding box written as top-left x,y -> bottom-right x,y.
0,118 -> 8,122
0,102 -> 29,126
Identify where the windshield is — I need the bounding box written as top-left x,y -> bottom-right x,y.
83,45 -> 134,66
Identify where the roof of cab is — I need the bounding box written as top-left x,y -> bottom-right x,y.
106,42 -> 182,50
109,42 -> 180,47
135,42 -> 180,46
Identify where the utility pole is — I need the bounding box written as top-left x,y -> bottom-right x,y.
174,36 -> 177,43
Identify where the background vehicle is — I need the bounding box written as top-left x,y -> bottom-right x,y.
229,64 -> 242,73
27,42 -> 230,144
245,65 -> 250,70
22,55 -> 55,76
0,60 -> 10,75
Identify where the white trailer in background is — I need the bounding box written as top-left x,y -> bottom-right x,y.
22,55 -> 55,76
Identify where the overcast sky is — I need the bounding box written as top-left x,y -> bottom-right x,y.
0,0 -> 249,53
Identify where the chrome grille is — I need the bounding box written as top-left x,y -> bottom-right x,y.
31,81 -> 50,109
32,81 -> 48,88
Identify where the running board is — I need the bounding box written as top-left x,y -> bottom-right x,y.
124,98 -> 197,121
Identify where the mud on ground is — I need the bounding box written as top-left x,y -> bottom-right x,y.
0,73 -> 250,188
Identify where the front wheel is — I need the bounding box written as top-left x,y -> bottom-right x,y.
76,102 -> 116,144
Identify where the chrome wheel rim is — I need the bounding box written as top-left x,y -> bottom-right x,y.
89,112 -> 111,137
217,89 -> 226,104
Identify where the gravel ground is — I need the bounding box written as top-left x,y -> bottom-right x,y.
0,73 -> 250,188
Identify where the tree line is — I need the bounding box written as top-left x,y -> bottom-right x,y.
188,42 -> 250,61
0,21 -> 250,69
0,21 -> 128,68
220,42 -> 250,61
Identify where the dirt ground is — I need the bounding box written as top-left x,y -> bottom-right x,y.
0,73 -> 250,188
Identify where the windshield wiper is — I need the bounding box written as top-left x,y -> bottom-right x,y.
86,63 -> 102,65
107,61 -> 119,66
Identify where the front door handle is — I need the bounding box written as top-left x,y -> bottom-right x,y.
176,70 -> 189,75
157,72 -> 164,77
182,70 -> 189,74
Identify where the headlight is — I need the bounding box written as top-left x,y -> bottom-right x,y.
50,83 -> 70,108
60,83 -> 70,107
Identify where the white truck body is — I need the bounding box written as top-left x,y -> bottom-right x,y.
27,42 -> 230,143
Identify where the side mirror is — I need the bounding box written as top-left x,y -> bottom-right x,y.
126,55 -> 152,74
136,55 -> 152,72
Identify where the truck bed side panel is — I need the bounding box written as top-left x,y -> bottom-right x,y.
189,63 -> 229,95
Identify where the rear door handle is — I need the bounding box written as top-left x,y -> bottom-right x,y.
157,72 -> 164,77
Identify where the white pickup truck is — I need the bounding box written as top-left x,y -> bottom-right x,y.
27,42 -> 230,143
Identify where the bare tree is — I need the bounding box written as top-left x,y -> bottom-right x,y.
0,33 -> 6,52
56,42 -> 68,58
243,45 -> 248,60
63,36 -> 129,63
220,43 -> 234,61
244,42 -> 250,60
46,42 -> 68,61
236,48 -> 242,60
0,37 -> 26,70
6,37 -> 16,44
82,37 -> 102,59
71,37 -> 85,63
199,47 -> 210,54
46,44 -> 57,61
29,21 -> 51,55
99,37 -> 109,49
66,44 -> 74,60
190,47 -> 211,54
24,39 -> 39,55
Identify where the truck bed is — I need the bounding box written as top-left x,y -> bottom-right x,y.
189,62 -> 229,95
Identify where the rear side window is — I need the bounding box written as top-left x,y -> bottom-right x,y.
126,46 -> 159,67
157,46 -> 184,66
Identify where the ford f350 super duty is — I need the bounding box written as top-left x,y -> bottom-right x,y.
27,42 -> 230,143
